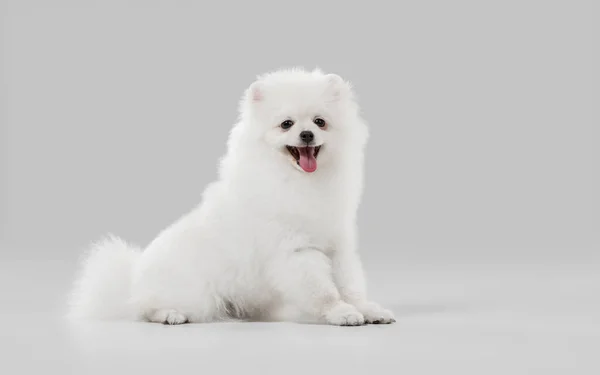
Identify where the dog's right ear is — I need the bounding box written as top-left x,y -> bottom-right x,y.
248,81 -> 263,103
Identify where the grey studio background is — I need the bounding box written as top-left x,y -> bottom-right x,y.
1,1 -> 598,374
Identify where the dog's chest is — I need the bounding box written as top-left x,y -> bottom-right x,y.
261,195 -> 345,253
232,171 -> 355,252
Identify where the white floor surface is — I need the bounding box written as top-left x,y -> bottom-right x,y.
1,252 -> 598,374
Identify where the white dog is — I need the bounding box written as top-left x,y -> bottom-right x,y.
68,68 -> 395,326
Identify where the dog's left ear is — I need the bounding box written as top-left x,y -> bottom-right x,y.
325,73 -> 351,101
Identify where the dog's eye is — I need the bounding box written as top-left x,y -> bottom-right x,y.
313,118 -> 326,127
280,120 -> 294,130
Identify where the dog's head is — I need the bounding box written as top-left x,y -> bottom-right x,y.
239,68 -> 368,174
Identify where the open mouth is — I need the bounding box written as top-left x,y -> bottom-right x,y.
286,145 -> 322,173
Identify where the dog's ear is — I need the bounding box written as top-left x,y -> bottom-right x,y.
326,73 -> 344,87
248,81 -> 263,102
325,73 -> 350,101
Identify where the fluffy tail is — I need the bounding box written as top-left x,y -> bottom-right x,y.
67,234 -> 142,321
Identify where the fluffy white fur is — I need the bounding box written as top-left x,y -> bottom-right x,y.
68,68 -> 395,326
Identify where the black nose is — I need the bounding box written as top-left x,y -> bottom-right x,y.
299,131 -> 314,143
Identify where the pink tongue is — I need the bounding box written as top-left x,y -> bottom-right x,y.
298,147 -> 317,172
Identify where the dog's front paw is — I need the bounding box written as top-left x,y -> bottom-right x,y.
355,301 -> 395,324
147,309 -> 189,325
325,302 -> 365,326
